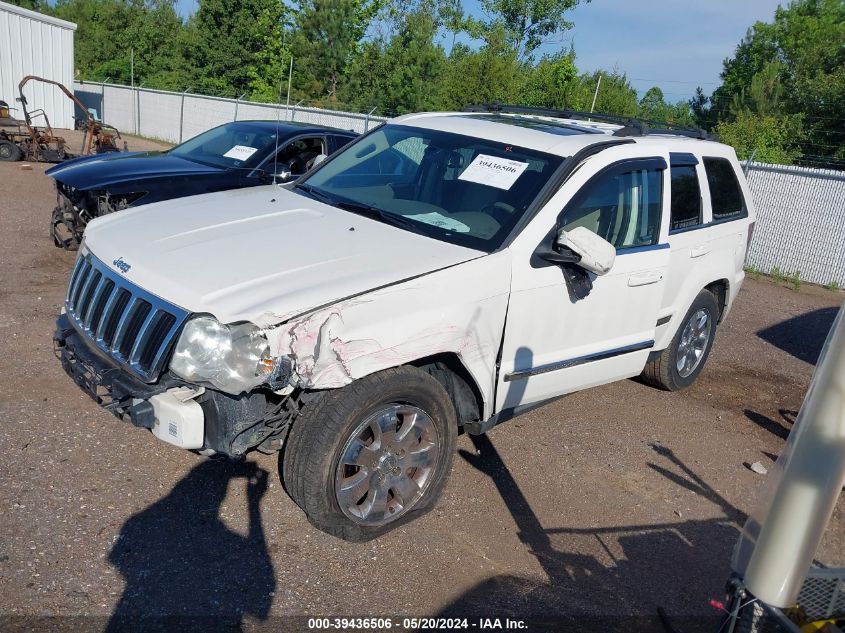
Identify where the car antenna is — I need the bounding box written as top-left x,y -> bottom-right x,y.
272,65 -> 284,185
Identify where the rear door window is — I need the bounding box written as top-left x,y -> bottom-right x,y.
703,157 -> 746,221
669,164 -> 702,231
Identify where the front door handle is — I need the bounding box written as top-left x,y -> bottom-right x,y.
628,271 -> 663,287
690,245 -> 711,258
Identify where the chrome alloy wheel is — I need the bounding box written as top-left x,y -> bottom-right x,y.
676,308 -> 712,378
334,404 -> 440,526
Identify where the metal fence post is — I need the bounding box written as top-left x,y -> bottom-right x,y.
101,78 -> 109,123
179,88 -> 191,144
135,82 -> 144,136
365,106 -> 377,132
234,93 -> 246,121
290,99 -> 304,122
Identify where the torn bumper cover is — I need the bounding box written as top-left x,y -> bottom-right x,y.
51,185 -> 144,250
51,191 -> 86,250
55,314 -> 284,456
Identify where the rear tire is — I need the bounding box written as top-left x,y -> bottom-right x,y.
0,140 -> 22,162
282,366 -> 457,541
641,289 -> 719,391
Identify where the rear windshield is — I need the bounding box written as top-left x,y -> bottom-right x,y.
169,122 -> 279,170
298,124 -> 562,251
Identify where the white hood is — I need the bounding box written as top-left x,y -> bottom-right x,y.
83,185 -> 483,324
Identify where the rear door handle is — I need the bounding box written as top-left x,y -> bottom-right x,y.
690,245 -> 711,258
628,271 -> 663,287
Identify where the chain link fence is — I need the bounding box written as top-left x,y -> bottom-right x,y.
745,162 -> 845,287
72,81 -> 844,287
73,81 -> 387,141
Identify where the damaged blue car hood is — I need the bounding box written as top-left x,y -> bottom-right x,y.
45,151 -> 222,189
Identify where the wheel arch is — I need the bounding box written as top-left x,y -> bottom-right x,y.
409,352 -> 485,431
654,276 -> 731,351
704,278 -> 730,323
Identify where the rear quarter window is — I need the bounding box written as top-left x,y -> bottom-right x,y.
703,157 -> 746,222
670,164 -> 702,231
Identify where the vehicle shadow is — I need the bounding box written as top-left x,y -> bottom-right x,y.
757,307 -> 839,365
105,458 -> 275,632
435,435 -> 740,633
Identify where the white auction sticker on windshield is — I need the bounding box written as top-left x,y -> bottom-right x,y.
223,145 -> 258,161
408,212 -> 470,233
458,154 -> 529,190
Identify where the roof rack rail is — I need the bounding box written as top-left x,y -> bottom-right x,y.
464,103 -> 714,141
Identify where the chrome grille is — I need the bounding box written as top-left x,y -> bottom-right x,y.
65,252 -> 189,382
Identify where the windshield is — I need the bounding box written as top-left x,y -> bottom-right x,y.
299,124 -> 563,251
169,122 -> 280,170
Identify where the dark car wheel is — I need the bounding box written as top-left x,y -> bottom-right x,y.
282,366 -> 457,541
0,140 -> 22,162
641,289 -> 719,391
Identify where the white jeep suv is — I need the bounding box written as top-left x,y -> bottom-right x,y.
55,105 -> 756,539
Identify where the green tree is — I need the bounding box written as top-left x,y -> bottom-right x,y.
636,86 -> 694,126
8,0 -> 50,10
637,86 -> 669,121
466,0 -> 588,60
182,0 -> 287,97
690,86 -> 716,130
716,111 -> 803,164
53,0 -> 185,89
437,27 -> 526,109
292,0 -> 381,102
245,16 -> 292,101
559,70 -> 637,116
343,8 -> 447,113
518,50 -> 578,107
712,0 -> 844,162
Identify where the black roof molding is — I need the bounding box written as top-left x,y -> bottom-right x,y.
464,103 -> 714,141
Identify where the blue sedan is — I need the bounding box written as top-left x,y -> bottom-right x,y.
47,120 -> 358,249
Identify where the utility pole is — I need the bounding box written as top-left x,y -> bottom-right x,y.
285,56 -> 293,118
590,73 -> 602,114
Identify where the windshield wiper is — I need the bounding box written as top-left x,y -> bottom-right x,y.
293,183 -> 335,203
295,185 -> 421,233
333,200 -> 420,232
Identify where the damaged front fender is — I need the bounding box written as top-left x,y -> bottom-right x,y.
264,253 -> 512,419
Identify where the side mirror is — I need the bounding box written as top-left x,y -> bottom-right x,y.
311,153 -> 327,168
271,162 -> 293,182
555,226 -> 616,275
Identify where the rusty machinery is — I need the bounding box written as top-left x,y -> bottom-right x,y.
0,75 -> 124,163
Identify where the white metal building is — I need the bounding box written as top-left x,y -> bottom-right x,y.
0,0 -> 76,129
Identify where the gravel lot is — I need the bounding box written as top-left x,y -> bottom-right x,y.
0,133 -> 843,632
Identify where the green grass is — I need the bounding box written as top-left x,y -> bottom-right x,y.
744,264 -> 761,280
770,266 -> 784,282
825,280 -> 841,291
789,270 -> 801,291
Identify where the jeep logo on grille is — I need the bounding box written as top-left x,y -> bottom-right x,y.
112,257 -> 131,273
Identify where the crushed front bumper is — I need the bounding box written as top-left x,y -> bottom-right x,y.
54,313 -> 174,427
54,314 -> 273,456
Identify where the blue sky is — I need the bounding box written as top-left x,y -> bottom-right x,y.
175,0 -> 785,101
554,0 -> 785,101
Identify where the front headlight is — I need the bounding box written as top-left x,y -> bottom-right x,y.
169,316 -> 280,394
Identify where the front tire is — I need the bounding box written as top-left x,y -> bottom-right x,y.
282,366 -> 457,541
641,289 -> 719,391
